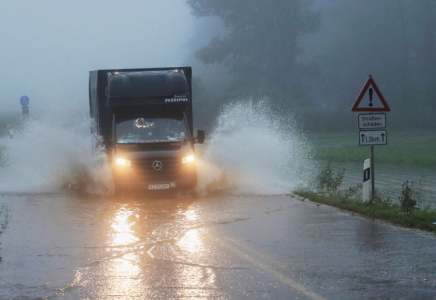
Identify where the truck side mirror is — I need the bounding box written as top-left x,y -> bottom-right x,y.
196,130 -> 205,144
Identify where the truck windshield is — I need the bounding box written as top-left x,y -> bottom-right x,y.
116,117 -> 187,143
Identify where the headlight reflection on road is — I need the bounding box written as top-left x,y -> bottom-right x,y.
105,206 -> 142,297
71,202 -> 221,298
110,207 -> 139,246
177,228 -> 203,253
71,205 -> 143,298
175,227 -> 218,298
183,208 -> 198,221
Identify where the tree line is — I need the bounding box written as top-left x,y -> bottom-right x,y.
187,0 -> 436,132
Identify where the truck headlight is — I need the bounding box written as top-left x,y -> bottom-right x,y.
182,155 -> 195,164
116,158 -> 131,166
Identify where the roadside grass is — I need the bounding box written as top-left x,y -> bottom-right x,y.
309,131 -> 436,166
0,146 -> 4,167
297,161 -> 436,233
0,112 -> 20,137
0,205 -> 11,262
0,206 -> 11,235
315,147 -> 436,166
294,190 -> 436,232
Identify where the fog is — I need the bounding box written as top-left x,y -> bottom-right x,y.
0,0 -> 194,114
1,0 -> 435,131
187,0 -> 436,132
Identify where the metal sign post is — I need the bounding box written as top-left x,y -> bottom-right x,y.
371,146 -> 375,200
351,76 -> 390,202
20,96 -> 30,119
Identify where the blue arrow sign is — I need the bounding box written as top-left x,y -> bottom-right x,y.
20,96 -> 29,106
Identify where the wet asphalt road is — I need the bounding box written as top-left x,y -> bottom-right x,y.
0,191 -> 436,299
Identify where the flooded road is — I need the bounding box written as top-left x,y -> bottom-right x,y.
1,191 -> 436,299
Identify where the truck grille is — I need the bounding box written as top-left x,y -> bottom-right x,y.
133,157 -> 180,181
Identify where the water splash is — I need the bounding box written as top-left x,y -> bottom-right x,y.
198,100 -> 315,195
0,101 -> 314,196
0,112 -> 112,194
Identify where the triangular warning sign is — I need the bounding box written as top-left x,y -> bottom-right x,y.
351,76 -> 390,112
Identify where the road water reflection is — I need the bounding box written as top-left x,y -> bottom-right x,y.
2,190 -> 436,299
63,194 -> 224,299
0,189 -> 289,299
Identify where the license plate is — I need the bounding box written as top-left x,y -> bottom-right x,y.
148,184 -> 170,190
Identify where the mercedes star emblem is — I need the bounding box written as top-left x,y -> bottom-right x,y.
152,160 -> 163,170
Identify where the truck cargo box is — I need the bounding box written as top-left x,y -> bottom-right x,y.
89,67 -> 193,151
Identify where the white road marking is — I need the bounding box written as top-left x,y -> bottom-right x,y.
214,235 -> 327,300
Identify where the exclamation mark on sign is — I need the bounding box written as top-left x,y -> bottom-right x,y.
369,88 -> 373,107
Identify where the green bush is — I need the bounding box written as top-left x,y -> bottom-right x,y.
0,206 -> 11,234
315,162 -> 344,195
398,180 -> 422,213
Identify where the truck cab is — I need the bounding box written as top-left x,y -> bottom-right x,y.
89,67 -> 204,194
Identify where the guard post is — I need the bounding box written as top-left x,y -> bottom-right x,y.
363,158 -> 371,202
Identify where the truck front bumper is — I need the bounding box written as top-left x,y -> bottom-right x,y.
112,162 -> 197,191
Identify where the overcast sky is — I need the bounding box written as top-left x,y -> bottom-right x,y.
0,0 -> 195,114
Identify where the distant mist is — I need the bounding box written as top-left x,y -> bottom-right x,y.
0,0 -> 195,114
187,0 -> 436,131
1,0 -> 434,132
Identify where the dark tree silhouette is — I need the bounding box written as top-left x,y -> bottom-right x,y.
187,0 -> 321,101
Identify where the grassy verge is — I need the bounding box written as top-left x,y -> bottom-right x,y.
0,146 -> 4,167
309,131 -> 436,166
0,112 -> 20,137
295,190 -> 436,233
314,147 -> 436,166
0,206 -> 11,262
